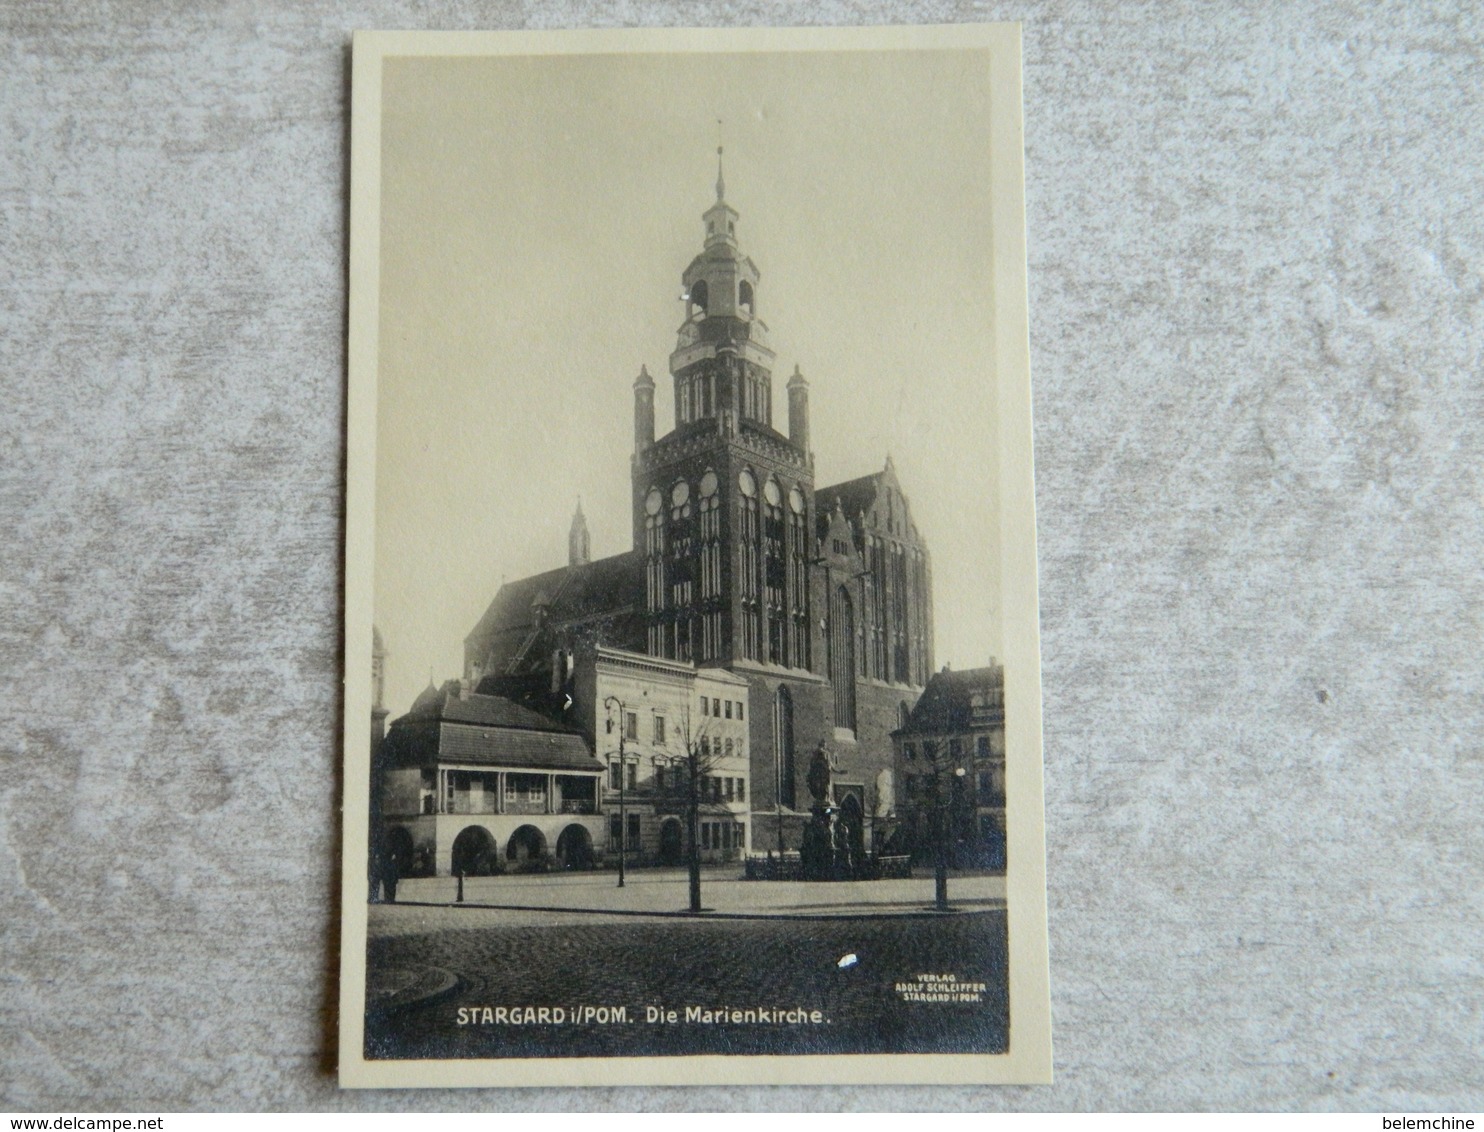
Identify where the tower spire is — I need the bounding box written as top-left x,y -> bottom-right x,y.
715,118 -> 725,201
569,497 -> 591,566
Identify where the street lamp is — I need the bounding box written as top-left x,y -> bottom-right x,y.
604,695 -> 627,888
930,749 -> 967,912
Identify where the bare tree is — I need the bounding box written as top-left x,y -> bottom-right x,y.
654,709 -> 729,915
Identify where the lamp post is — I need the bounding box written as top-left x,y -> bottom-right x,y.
604,695 -> 626,888
931,747 -> 967,912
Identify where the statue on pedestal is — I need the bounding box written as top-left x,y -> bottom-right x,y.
801,742 -> 840,880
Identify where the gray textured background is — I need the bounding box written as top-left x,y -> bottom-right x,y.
2,0 -> 1480,1113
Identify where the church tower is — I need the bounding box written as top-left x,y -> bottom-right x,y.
670,148 -> 773,435
568,500 -> 590,566
469,143 -> 935,857
632,150 -> 816,672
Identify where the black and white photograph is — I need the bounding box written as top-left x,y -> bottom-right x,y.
8,0 -> 1483,1116
341,26 -> 1049,1088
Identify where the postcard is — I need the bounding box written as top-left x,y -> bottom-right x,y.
340,24 -> 1050,1087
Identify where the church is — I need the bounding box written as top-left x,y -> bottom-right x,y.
461,154 -> 936,858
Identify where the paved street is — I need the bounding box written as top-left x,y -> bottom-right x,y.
365,903 -> 1009,1060
386,865 -> 1006,921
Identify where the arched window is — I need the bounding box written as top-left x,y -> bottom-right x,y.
774,686 -> 796,809
830,586 -> 857,730
763,479 -> 785,664
739,280 -> 754,313
689,279 -> 709,316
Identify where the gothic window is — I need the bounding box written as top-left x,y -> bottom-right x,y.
892,545 -> 910,683
830,585 -> 857,730
773,686 -> 796,809
873,543 -> 890,677
698,470 -> 722,643
739,469 -> 760,659
661,482 -> 696,662
787,499 -> 809,669
763,479 -> 785,665
644,481 -> 666,657
908,548 -> 920,682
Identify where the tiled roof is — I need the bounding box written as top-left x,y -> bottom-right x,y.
816,459 -> 923,547
439,692 -> 575,732
438,723 -> 603,773
473,672 -> 569,720
897,666 -> 1005,735
815,473 -> 880,527
465,551 -> 645,675
385,687 -> 602,772
464,563 -> 573,643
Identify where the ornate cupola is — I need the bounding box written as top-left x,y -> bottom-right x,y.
670,147 -> 776,434
702,148 -> 740,255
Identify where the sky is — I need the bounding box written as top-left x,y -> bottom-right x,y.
373,46 -> 1005,718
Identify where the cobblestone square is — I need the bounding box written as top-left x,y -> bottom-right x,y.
365,899 -> 1008,1060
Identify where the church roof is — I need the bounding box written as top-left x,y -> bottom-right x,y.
815,473 -> 881,526
465,551 -> 645,676
816,459 -> 922,546
466,552 -> 639,639
896,666 -> 1005,736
